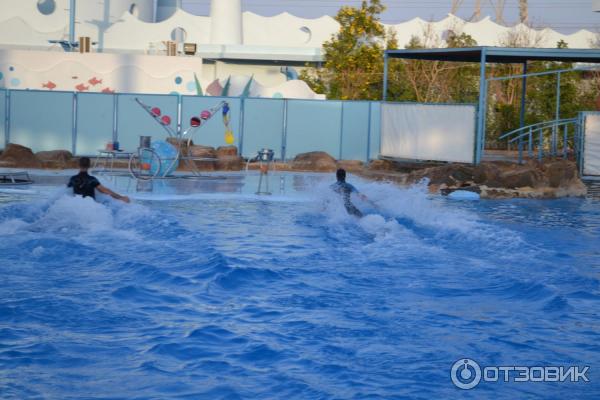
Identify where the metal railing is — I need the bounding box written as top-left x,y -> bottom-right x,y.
499,118 -> 581,164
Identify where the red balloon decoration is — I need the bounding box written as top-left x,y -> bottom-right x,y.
151,107 -> 161,117
200,110 -> 211,120
161,115 -> 171,125
190,117 -> 201,127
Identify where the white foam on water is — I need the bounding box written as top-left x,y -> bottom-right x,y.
0,188 -> 38,195
130,192 -> 313,204
312,177 -> 531,257
31,246 -> 45,257
0,189 -> 156,244
0,218 -> 29,235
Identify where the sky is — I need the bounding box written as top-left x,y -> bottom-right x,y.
182,0 -> 600,34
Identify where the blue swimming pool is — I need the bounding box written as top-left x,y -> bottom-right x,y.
0,172 -> 598,399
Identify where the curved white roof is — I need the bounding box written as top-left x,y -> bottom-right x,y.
0,0 -> 596,61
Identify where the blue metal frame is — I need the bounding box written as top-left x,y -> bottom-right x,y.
519,62 -> 527,129
385,47 -> 600,64
475,48 -> 487,164
382,47 -> 600,165
500,118 -> 579,163
382,53 -> 389,101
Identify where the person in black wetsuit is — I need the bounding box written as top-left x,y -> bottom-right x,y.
330,168 -> 369,217
68,157 -> 130,203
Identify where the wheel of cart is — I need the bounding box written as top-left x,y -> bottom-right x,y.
128,146 -> 162,180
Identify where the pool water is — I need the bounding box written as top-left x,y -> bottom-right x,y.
0,172 -> 598,399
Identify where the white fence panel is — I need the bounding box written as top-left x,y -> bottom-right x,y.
583,113 -> 600,176
381,103 -> 476,163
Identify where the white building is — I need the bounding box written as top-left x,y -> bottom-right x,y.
0,0 -> 596,98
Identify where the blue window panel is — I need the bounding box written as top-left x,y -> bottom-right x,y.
76,93 -> 114,156
285,100 -> 342,160
369,102 -> 381,160
0,90 -> 5,149
116,94 -> 178,152
181,96 -> 241,150
241,98 -> 284,159
341,102 -> 371,162
9,90 -> 73,153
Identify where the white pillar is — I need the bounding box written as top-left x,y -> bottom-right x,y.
210,0 -> 243,45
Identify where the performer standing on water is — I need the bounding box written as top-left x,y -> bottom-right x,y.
331,168 -> 370,217
68,157 -> 130,203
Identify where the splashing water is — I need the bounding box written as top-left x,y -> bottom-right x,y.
0,172 -> 598,399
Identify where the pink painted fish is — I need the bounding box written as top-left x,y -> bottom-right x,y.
42,81 -> 57,90
101,87 -> 115,94
75,83 -> 89,92
88,77 -> 103,86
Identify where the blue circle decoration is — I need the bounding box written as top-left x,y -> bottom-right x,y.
10,78 -> 20,87
272,92 -> 283,99
175,76 -> 182,85
148,140 -> 179,177
9,66 -> 14,71
186,81 -> 196,92
169,91 -> 179,96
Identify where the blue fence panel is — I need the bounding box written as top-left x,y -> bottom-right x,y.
116,94 -> 178,152
9,90 -> 73,153
0,90 -> 5,149
241,98 -> 284,159
76,93 -> 115,156
285,99 -> 342,160
341,102 -> 371,162
0,89 -> 387,161
369,102 -> 381,161
181,96 -> 242,150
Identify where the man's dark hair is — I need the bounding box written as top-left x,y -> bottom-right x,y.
79,157 -> 91,169
336,168 -> 346,182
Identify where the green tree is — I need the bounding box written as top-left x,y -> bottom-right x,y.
300,0 -> 389,100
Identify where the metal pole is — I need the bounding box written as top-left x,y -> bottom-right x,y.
528,127 -> 533,158
238,97 -> 245,156
519,62 -> 527,129
113,94 -> 118,143
338,102 -> 344,160
382,53 -> 389,101
72,92 -> 78,155
578,114 -> 585,175
518,65 -> 525,158
553,72 -> 561,155
281,99 -> 288,162
538,129 -> 543,161
563,124 -> 568,159
69,0 -> 76,49
366,102 -> 372,162
475,48 -> 487,164
4,90 -> 9,147
176,94 -> 182,137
